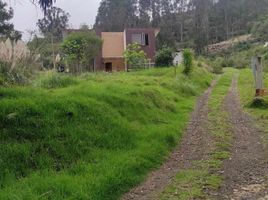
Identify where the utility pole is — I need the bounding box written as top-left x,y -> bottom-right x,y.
51,33 -> 56,70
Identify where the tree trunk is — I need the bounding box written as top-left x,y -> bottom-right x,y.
51,35 -> 56,70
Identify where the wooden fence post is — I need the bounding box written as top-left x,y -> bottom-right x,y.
251,56 -> 264,97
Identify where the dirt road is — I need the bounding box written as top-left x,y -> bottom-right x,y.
215,77 -> 268,199
122,75 -> 268,200
121,80 -> 217,200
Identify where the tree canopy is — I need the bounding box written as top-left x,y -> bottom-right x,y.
0,1 -> 14,37
37,6 -> 70,41
36,0 -> 54,12
124,43 -> 146,69
95,0 -> 268,53
61,32 -> 102,73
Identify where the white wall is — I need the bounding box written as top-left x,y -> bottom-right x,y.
173,52 -> 183,66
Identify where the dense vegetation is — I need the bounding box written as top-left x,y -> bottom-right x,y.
0,67 -> 213,200
94,0 -> 268,52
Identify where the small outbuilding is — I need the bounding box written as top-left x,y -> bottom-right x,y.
173,51 -> 183,66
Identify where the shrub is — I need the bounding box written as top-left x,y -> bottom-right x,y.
183,49 -> 193,75
226,58 -> 235,68
124,43 -> 147,70
264,52 -> 268,60
197,62 -> 202,67
207,57 -> 223,74
155,46 -> 174,67
212,65 -> 223,74
0,68 -> 6,86
0,39 -> 40,85
233,41 -> 251,52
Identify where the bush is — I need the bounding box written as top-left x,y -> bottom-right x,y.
0,74 -> 5,86
233,41 -> 251,52
0,39 -> 40,85
212,65 -> 223,74
155,46 -> 174,67
183,49 -> 193,75
124,43 -> 147,70
210,56 -> 235,69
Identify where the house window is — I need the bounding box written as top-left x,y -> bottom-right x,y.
131,33 -> 149,46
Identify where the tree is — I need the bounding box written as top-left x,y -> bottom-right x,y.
183,49 -> 193,75
95,0 -> 138,31
37,6 -> 70,41
61,32 -> 102,73
138,0 -> 151,27
37,6 -> 69,69
251,15 -> 268,41
0,1 -> 14,36
192,0 -> 211,54
93,0 -> 268,53
124,43 -> 146,70
28,35 -> 60,69
155,46 -> 174,67
36,0 -> 54,12
8,30 -> 22,43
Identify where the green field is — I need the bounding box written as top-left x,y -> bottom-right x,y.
0,67 -> 213,200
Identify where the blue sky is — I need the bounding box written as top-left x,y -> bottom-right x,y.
3,0 -> 101,40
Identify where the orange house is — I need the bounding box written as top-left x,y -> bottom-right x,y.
95,28 -> 160,72
63,28 -> 160,72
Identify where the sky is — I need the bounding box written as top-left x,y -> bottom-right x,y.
3,0 -> 102,40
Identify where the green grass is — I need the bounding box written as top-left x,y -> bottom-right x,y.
0,67 -> 213,200
33,71 -> 79,89
238,68 -> 268,148
160,68 -> 236,200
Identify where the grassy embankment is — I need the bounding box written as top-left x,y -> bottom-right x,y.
161,68 -> 236,200
238,68 -> 268,147
0,67 -> 213,200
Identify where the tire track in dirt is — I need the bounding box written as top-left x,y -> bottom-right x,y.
215,76 -> 268,200
121,80 -> 218,200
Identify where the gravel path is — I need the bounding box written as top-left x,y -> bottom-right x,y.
121,80 -> 217,200
122,75 -> 268,200
215,76 -> 268,200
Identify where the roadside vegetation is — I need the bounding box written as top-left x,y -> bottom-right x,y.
0,67 -> 213,200
238,69 -> 268,146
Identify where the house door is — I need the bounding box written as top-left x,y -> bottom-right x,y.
105,62 -> 112,72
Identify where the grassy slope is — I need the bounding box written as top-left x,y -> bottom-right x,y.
0,67 -> 213,200
160,68 -> 235,200
238,68 -> 268,147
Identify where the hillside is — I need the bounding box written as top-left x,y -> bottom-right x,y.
0,67 -> 213,200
